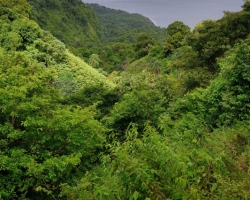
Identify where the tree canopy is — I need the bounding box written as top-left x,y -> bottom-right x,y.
1,0 -> 250,199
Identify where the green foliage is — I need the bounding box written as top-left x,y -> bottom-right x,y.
0,0 -> 31,18
104,88 -> 166,139
0,1 -> 113,95
103,71 -> 170,139
62,124 -> 182,200
2,1 -> 250,199
134,33 -> 155,59
88,53 -> 100,68
163,34 -> 250,130
62,122 -> 250,200
161,6 -> 250,93
187,19 -> 229,72
62,84 -> 120,119
166,45 -> 213,92
25,30 -> 67,66
163,21 -> 191,55
58,52 -> 114,90
24,29 -> 113,93
89,3 -> 167,72
27,0 -> 168,74
0,2 -> 114,198
242,0 -> 250,11
203,37 -> 250,127
0,50 -> 106,199
204,122 -> 250,199
28,0 -> 100,46
186,7 -> 250,73
165,21 -> 190,36
0,6 -> 41,51
220,10 -> 250,43
97,42 -> 136,73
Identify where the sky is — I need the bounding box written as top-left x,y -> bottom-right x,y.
82,0 -> 244,28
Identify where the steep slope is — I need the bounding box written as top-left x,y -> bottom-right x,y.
28,0 -> 101,46
0,0 -> 113,95
0,0 -> 111,199
27,0 -> 168,74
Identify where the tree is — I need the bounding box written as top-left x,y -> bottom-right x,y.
163,21 -> 190,55
242,0 -> 250,11
103,71 -> 167,139
202,36 -> 250,127
0,0 -> 31,18
0,49 -> 106,199
134,33 -> 155,58
148,57 -> 162,75
0,3 -> 41,51
165,21 -> 190,36
167,45 -> 212,92
88,53 -> 100,68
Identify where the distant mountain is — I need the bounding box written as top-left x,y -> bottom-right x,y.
87,3 -> 166,44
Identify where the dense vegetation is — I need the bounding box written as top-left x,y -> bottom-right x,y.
0,0 -> 250,199
28,0 -> 100,45
28,0 -> 167,73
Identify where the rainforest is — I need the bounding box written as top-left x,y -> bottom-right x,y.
0,0 -> 250,199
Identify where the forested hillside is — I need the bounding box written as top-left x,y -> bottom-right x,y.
0,1 -> 113,198
28,0 -> 100,45
28,0 -> 167,73
87,3 -> 166,44
0,0 -> 250,199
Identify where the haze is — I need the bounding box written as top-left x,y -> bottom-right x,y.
82,0 -> 243,28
